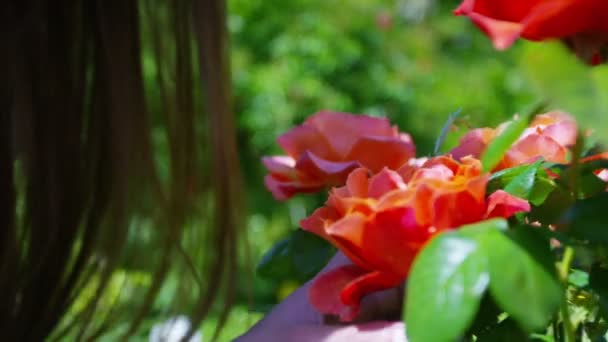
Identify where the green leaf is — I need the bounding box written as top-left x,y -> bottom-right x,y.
528,169 -> 557,206
405,231 -> 489,342
503,161 -> 541,199
459,218 -> 510,236
486,227 -> 562,331
434,109 -> 461,155
488,162 -> 556,206
561,193 -> 608,244
481,102 -> 544,172
568,269 -> 589,288
256,229 -> 335,282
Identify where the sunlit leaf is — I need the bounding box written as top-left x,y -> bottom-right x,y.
434,109 -> 461,155
486,227 -> 562,331
503,161 -> 541,199
404,220 -> 510,342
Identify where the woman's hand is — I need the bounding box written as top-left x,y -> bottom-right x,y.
236,253 -> 406,342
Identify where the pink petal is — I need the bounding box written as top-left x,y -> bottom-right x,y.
306,111 -> 394,157
309,265 -> 370,320
277,124 -> 338,160
345,135 -> 416,173
295,151 -> 360,183
485,190 -> 531,219
467,13 -> 524,50
261,156 -> 296,176
450,128 -> 495,160
505,134 -> 568,167
368,168 -> 407,199
264,174 -> 322,201
345,168 -> 370,198
300,207 -> 340,240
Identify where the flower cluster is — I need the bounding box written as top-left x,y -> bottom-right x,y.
262,111 -> 607,322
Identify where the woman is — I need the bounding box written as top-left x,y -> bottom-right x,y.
1,0 -> 402,340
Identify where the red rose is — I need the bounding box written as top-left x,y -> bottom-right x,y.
302,156 -> 530,321
262,111 -> 415,200
454,0 -> 608,65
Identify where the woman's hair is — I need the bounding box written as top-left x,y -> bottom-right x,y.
1,0 -> 242,339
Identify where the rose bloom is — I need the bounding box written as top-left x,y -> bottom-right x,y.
450,111 -> 578,170
454,0 -> 608,65
262,111 -> 415,200
301,156 -> 530,321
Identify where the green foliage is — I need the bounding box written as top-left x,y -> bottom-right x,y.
404,222 -> 493,342
405,219 -> 564,341
487,227 -> 562,332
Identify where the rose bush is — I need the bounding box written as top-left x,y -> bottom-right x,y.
262,111 -> 415,200
300,156 -> 530,320
454,0 -> 608,65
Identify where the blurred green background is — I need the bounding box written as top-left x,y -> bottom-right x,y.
90,0 -> 608,340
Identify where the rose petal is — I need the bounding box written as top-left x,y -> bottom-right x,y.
485,190 -> 531,218
326,214 -> 376,270
466,13 -> 524,50
339,270 -> 403,321
307,111 -> 394,157
345,168 -> 370,198
450,128 -> 496,161
432,190 -> 486,230
505,134 -> 568,167
264,174 -> 323,201
327,213 -> 369,250
362,207 -> 426,274
300,207 -> 341,240
295,151 -> 360,183
277,124 -> 337,160
455,0 -> 608,52
309,265 -> 370,320
261,156 -> 296,176
532,111 -> 577,146
345,135 -> 415,173
368,168 -> 407,199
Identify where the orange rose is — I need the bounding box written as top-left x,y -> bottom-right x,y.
302,156 -> 530,321
454,0 -> 608,65
451,111 -> 577,170
262,111 -> 415,200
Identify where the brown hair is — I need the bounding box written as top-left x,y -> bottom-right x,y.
0,0 -> 241,339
